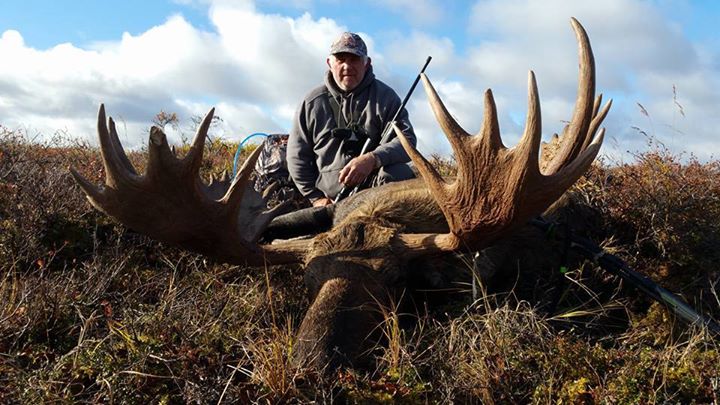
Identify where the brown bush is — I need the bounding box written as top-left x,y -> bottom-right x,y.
579,142 -> 720,319
1,127 -> 719,403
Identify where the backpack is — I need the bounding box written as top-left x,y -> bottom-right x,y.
253,134 -> 309,209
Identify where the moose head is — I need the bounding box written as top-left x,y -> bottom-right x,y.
71,18 -> 611,371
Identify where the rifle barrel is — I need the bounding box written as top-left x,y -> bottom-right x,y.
334,56 -> 432,203
530,218 -> 720,337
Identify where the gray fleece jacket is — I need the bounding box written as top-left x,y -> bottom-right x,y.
288,66 -> 416,201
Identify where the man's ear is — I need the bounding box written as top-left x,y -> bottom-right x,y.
366,57 -> 372,67
326,57 -> 332,68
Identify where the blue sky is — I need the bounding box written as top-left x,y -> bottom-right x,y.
0,1 -> 210,48
0,1 -> 469,50
1,0 -> 719,161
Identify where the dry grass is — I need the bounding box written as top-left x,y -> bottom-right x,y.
2,127 -> 719,403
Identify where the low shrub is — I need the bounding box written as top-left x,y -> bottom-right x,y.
1,127 -> 718,403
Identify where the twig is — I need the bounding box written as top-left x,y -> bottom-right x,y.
217,358 -> 244,405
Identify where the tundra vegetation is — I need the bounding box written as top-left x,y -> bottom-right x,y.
2,21 -> 720,404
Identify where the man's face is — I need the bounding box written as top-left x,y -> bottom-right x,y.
327,52 -> 370,92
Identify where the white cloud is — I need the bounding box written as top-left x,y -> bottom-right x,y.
384,32 -> 454,73
456,0 -> 720,161
0,2 -> 344,149
1,0 -> 718,165
210,6 -> 341,105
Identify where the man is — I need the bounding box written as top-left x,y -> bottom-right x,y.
288,32 -> 417,207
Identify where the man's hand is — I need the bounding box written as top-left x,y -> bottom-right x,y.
312,197 -> 333,207
338,153 -> 377,187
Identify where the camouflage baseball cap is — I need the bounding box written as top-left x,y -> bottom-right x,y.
330,32 -> 367,57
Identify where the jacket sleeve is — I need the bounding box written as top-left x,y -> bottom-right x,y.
371,90 -> 416,167
287,100 -> 325,201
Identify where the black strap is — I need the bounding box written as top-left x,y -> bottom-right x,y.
327,95 -> 346,129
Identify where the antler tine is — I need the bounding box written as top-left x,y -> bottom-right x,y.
97,104 -> 136,188
107,116 -> 137,176
70,105 -> 136,212
513,71 -> 542,171
146,126 -> 180,180
222,145 -> 263,209
394,123 -> 449,204
69,167 -> 104,205
547,127 -> 605,194
421,74 -> 473,163
592,94 -> 603,118
477,89 -> 504,151
184,108 -> 215,172
544,17 -> 596,175
583,97 -> 612,151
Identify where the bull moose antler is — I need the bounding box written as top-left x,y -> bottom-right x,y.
395,17 -> 611,253
70,107 -> 308,266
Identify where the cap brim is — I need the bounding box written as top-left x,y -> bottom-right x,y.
331,47 -> 366,57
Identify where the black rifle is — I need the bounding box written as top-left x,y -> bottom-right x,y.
530,217 -> 720,337
334,56 -> 432,203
